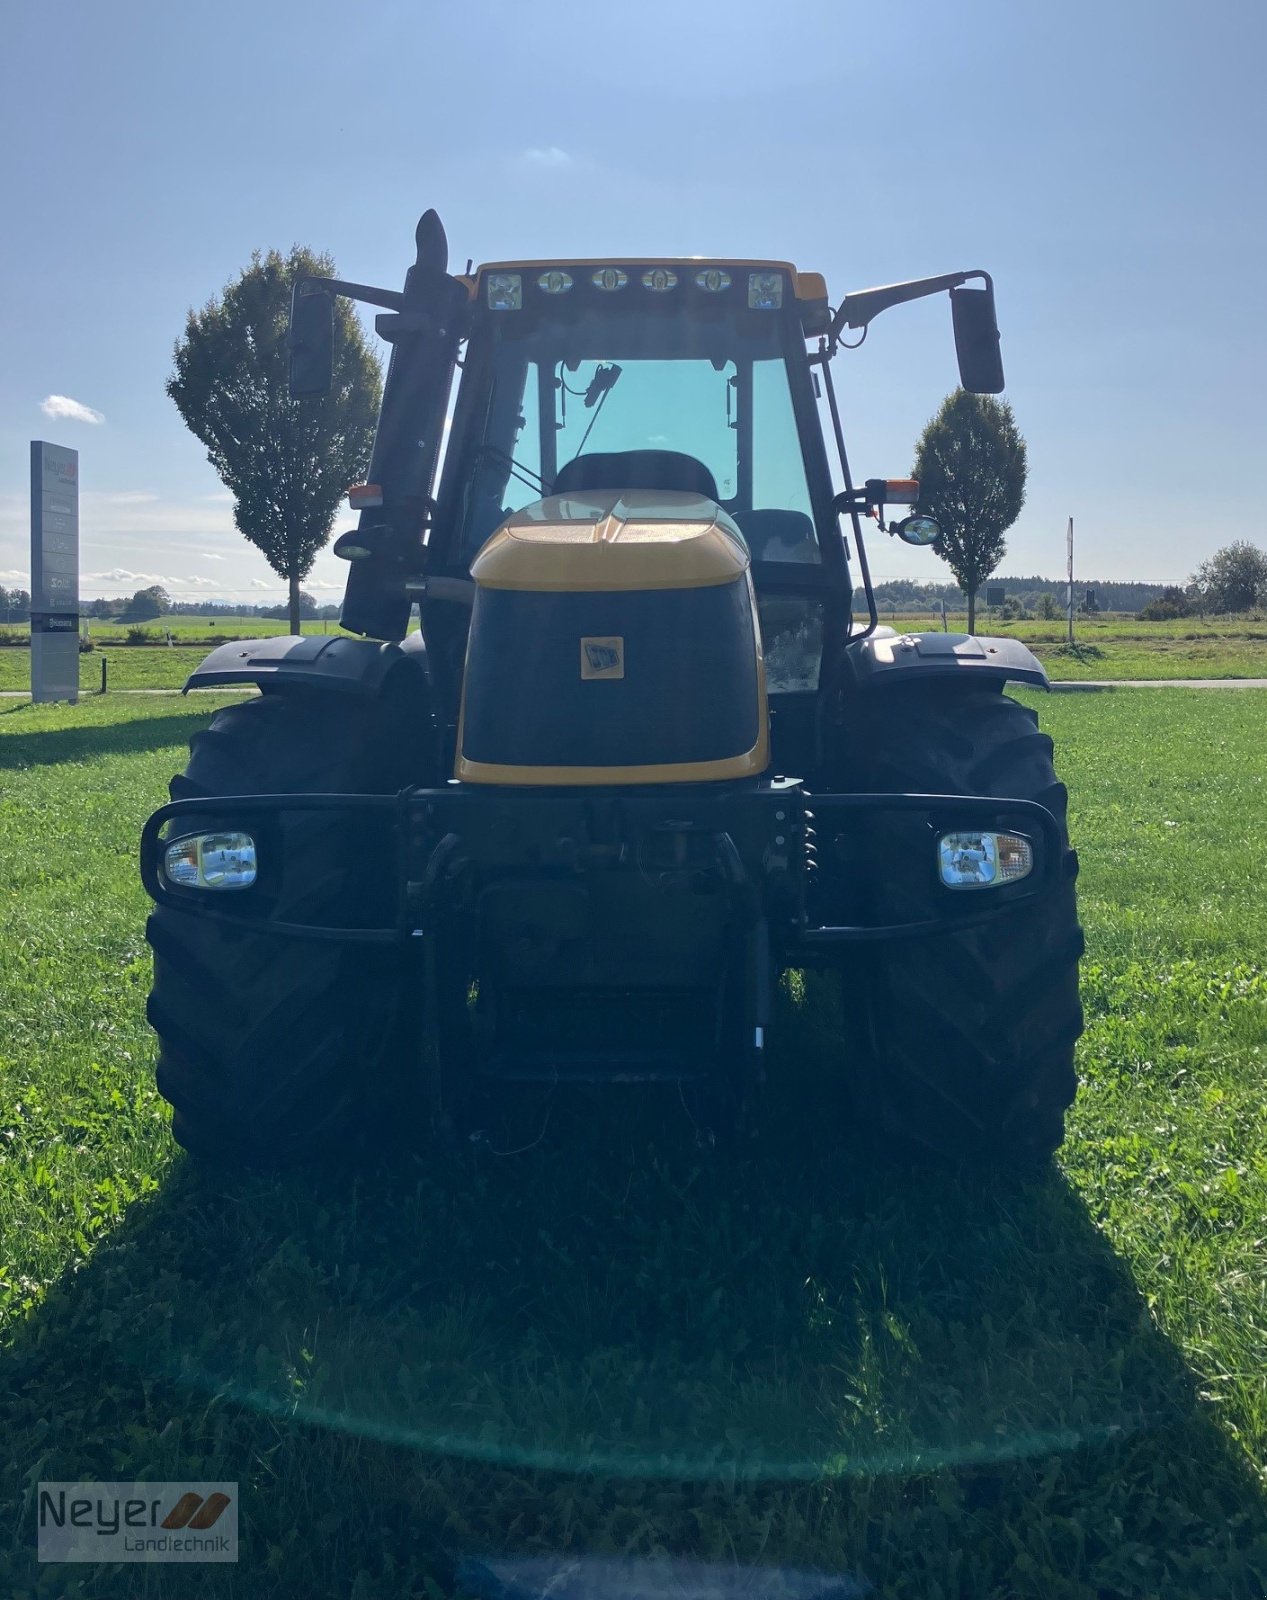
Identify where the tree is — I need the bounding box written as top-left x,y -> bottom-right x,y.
262,590 -> 317,621
1192,542 -> 1267,615
1035,591 -> 1060,620
1138,585 -> 1192,622
122,585 -> 170,621
167,247 -> 382,635
0,587 -> 31,624
912,391 -> 1028,633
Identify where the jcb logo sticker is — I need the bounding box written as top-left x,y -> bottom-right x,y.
38,1482 -> 238,1563
581,636 -> 624,680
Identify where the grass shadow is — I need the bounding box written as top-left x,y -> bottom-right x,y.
0,707 -> 215,769
2,994 -> 1265,1598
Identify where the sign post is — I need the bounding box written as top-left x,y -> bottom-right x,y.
30,442 -> 80,703
1065,516 -> 1075,647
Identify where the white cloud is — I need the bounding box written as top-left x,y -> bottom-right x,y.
520,146 -> 573,168
40,394 -> 105,425
84,568 -> 172,586
201,552 -> 225,560
249,578 -> 271,589
81,568 -> 227,592
101,490 -> 159,505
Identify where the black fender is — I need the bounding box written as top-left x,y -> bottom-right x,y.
183,631 -> 430,697
844,629 -> 1048,692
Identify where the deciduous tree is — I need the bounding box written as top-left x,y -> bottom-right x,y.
913,391 -> 1028,633
168,248 -> 381,634
1192,542 -> 1267,614
122,585 -> 170,621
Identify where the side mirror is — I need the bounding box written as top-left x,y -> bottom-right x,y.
332,528 -> 375,561
894,513 -> 941,547
289,284 -> 334,399
951,282 -> 1004,394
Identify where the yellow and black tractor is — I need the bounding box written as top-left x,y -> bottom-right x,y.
140,211 -> 1082,1164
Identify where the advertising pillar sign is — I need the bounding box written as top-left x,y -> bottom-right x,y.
30,441 -> 80,703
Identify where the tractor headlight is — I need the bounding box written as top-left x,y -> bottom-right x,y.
485,273 -> 522,311
937,830 -> 1033,890
164,831 -> 257,891
748,271 -> 784,309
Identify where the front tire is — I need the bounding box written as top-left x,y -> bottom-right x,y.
145,680 -> 436,1163
830,684 -> 1084,1166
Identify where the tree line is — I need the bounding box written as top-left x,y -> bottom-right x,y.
870,577 -> 1176,613
79,588 -> 340,622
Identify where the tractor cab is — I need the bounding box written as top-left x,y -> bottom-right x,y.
293,218 -> 1003,778
411,258 -> 845,768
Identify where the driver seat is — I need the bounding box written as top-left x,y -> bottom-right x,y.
552,449 -> 720,502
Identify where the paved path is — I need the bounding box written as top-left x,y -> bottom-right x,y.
1049,678 -> 1267,690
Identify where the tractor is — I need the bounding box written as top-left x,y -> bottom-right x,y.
140,211 -> 1082,1164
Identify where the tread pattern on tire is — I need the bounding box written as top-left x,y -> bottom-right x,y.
146,683 -> 434,1163
829,683 -> 1084,1165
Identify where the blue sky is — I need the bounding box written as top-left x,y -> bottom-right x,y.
1,0 -> 1263,601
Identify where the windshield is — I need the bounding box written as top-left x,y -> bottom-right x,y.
442,301 -> 819,567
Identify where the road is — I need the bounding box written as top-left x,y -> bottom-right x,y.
1048,679 -> 1267,690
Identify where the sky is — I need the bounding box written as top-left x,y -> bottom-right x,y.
1,0 -> 1264,601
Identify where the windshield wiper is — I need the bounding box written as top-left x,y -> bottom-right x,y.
472,443 -> 545,498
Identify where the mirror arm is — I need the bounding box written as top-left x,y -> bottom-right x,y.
829,269 -> 991,348
294,274 -> 407,314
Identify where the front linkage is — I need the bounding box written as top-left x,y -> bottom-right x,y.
141,779 -> 1068,1122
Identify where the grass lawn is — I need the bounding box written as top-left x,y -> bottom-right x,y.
0,616 -> 340,645
0,647 -> 259,692
880,614 -> 1267,681
5,614 -> 1267,692
1,690 -> 1266,1597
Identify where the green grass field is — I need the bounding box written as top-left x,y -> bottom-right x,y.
0,615 -> 339,644
4,613 -> 1267,692
0,616 -> 345,693
2,691 -> 1266,1596
880,614 -> 1267,681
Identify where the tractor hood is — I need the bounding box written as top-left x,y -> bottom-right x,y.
470,490 -> 750,593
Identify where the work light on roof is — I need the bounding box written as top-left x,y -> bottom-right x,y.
748,272 -> 784,310
486,273 -> 522,310
591,267 -> 628,291
641,267 -> 678,292
695,268 -> 731,293
537,270 -> 573,294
